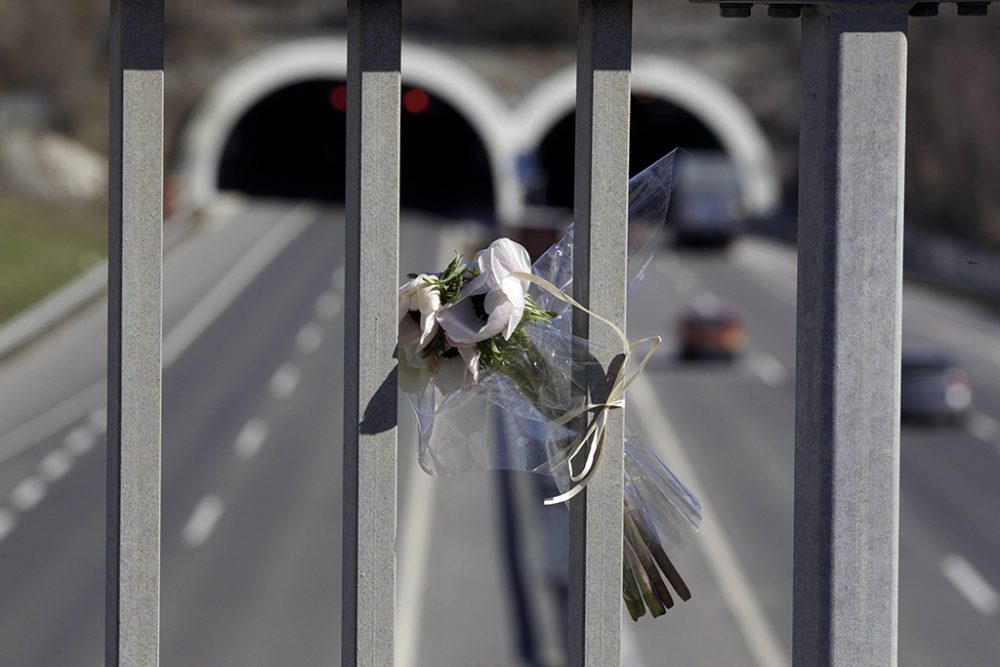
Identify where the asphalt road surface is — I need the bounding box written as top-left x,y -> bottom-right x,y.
0,201 -> 999,666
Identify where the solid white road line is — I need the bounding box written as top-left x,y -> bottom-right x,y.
0,380 -> 105,467
295,322 -> 324,355
10,477 -> 46,512
968,413 -> 999,444
39,450 -> 72,482
182,495 -> 225,548
162,202 -> 315,367
941,554 -> 999,616
64,426 -> 97,456
315,291 -> 343,321
747,351 -> 789,388
269,363 -> 301,400
0,202 -> 315,468
233,418 -> 269,461
395,241 -> 450,667
631,373 -> 790,667
621,621 -> 648,667
0,509 -> 15,542
394,453 -> 437,667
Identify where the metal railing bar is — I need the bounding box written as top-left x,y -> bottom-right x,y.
569,0 -> 633,664
793,7 -> 907,666
342,1 -> 401,665
107,0 -> 165,664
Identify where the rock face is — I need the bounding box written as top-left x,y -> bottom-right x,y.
0,94 -> 106,205
0,128 -> 107,204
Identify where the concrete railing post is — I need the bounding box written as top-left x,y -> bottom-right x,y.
107,0 -> 164,664
686,0 -> 945,663
569,1 -> 632,664
343,1 -> 401,665
794,6 -> 908,665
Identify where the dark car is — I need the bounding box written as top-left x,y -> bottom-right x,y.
677,298 -> 746,360
900,347 -> 972,423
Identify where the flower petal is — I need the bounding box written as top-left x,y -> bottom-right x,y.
481,292 -> 515,341
438,298 -> 505,344
490,238 -> 532,275
500,276 -> 526,339
459,270 -> 492,298
399,315 -> 422,347
456,344 -> 481,384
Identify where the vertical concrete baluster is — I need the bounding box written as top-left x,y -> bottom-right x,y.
107,0 -> 164,664
794,6 -> 908,666
343,1 -> 401,665
570,1 -> 632,664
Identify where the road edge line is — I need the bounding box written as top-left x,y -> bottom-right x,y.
162,201 -> 315,366
0,201 -> 314,464
630,373 -> 790,667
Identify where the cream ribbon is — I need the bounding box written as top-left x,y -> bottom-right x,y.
510,272 -> 660,506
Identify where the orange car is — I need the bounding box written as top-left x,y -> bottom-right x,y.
677,300 -> 746,359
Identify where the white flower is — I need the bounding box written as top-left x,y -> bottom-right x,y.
437,238 -> 532,344
456,343 -> 481,385
431,339 -> 481,394
398,338 -> 481,396
398,274 -> 441,350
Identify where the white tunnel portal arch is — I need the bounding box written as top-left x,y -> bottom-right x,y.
179,41 -> 778,222
177,38 -> 517,221
515,56 -> 780,218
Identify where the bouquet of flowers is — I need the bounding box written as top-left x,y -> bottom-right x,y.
398,152 -> 701,620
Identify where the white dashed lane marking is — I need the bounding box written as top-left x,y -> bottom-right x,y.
269,363 -> 301,400
332,265 -> 345,292
64,427 -> 96,456
10,477 -> 46,512
747,351 -> 788,388
39,450 -> 72,482
315,291 -> 343,321
182,495 -> 225,548
942,554 -> 999,616
295,322 -> 324,355
234,418 -> 269,461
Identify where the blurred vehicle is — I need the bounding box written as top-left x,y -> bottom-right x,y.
900,346 -> 972,423
670,151 -> 744,248
677,297 -> 746,360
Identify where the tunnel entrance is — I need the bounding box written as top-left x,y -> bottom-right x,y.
528,97 -> 724,209
217,79 -> 495,221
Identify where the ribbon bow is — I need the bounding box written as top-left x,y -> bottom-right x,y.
510,272 -> 660,505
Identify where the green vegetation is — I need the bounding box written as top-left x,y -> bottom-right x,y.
0,194 -> 106,324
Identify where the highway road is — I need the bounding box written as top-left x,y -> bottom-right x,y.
623,238 -> 1000,666
0,200 -> 998,666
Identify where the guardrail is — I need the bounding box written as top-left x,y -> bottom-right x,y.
105,0 -> 992,665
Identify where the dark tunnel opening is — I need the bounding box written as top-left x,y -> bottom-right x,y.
217,79 -> 495,222
527,96 -> 724,209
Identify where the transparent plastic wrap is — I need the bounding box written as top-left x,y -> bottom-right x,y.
401,151 -> 701,619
